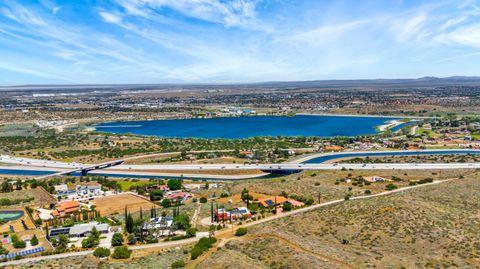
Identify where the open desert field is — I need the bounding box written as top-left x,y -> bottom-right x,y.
197,173 -> 480,268
91,193 -> 159,216
222,169 -> 470,205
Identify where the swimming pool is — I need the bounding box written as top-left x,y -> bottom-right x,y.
0,210 -> 24,221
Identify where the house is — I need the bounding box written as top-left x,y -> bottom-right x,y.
142,217 -> 173,231
76,183 -> 102,196
258,196 -> 288,207
69,222 -> 110,238
51,201 -> 80,217
49,222 -> 110,238
363,176 -> 386,183
55,183 -> 104,200
214,207 -> 252,221
165,192 -> 191,204
287,199 -> 305,208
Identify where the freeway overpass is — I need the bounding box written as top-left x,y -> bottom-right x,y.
35,160 -> 125,179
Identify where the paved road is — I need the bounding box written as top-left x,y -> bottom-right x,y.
0,178 -> 453,266
0,233 -> 209,267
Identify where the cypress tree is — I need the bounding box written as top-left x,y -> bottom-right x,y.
210,201 -> 214,223
140,207 -> 143,220
45,223 -> 49,240
126,214 -> 134,233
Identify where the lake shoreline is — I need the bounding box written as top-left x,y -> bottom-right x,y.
90,115 -> 401,139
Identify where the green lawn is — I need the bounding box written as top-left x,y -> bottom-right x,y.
117,180 -> 151,191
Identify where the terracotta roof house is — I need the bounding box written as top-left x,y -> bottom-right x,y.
258,196 -> 288,207
51,201 -> 80,217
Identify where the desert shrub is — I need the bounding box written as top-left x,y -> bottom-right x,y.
111,246 -> 131,259
385,183 -> 398,191
191,237 -> 217,260
171,260 -> 186,268
93,247 -> 110,258
127,234 -> 137,245
235,227 -> 248,236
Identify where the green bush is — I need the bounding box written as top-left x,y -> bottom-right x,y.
127,234 -> 137,245
385,183 -> 398,191
190,237 -> 217,260
199,197 -> 208,203
186,228 -> 197,238
235,227 -> 248,236
111,233 -> 124,246
93,247 -> 110,258
13,240 -> 26,249
171,260 -> 186,268
111,246 -> 131,259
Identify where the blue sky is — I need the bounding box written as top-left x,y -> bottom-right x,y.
0,0 -> 480,85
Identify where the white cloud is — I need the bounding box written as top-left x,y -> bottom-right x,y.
99,12 -> 122,24
391,14 -> 427,42
435,23 -> 480,48
114,0 -> 265,30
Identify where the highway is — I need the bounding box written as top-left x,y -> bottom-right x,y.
1,150 -> 479,181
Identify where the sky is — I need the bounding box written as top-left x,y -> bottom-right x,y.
0,0 -> 480,85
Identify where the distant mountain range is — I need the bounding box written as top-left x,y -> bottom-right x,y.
2,76 -> 480,91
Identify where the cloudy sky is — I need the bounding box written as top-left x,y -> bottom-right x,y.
0,0 -> 480,85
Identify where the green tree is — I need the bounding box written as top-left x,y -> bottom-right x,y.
161,199 -> 172,208
56,235 -> 70,252
167,179 -> 182,191
149,189 -> 163,201
173,213 -> 191,230
282,201 -> 292,212
111,233 -> 124,246
126,214 -> 134,233
30,234 -> 39,246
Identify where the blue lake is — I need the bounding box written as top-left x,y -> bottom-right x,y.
93,115 -> 402,139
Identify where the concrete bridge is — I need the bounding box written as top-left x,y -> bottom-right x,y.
35,160 -> 125,179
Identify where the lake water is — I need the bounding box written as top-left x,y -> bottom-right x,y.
93,115 -> 402,138
303,150 -> 480,163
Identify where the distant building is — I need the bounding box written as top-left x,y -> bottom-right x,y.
363,176 -> 386,183
324,146 -> 343,152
